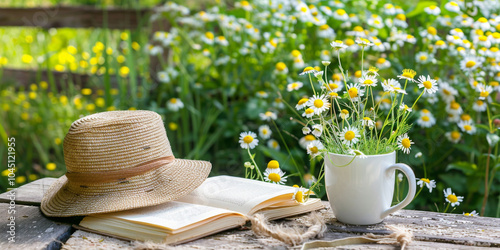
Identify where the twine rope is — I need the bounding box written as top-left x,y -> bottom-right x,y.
65,156 -> 175,183
250,212 -> 327,246
301,224 -> 413,250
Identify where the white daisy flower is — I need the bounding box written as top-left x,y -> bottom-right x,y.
299,66 -> 317,75
424,5 -> 441,15
458,120 -> 476,134
397,133 -> 414,154
473,17 -> 491,31
307,140 -> 324,158
239,131 -> 259,149
355,37 -> 374,47
259,111 -> 277,121
444,1 -> 461,13
463,210 -> 479,216
358,74 -> 378,87
348,149 -> 367,159
417,178 -> 436,193
476,84 -> 493,100
338,126 -> 361,146
415,152 -> 423,158
157,71 -> 170,83
446,101 -> 463,115
296,98 -> 309,110
259,125 -> 272,139
167,98 -> 184,111
399,103 -> 412,113
299,135 -> 317,149
362,117 -> 375,128
397,69 -> 417,82
415,51 -> 432,64
215,36 -> 229,46
323,80 -> 343,92
439,82 -> 458,103
311,124 -> 323,137
330,40 -> 348,50
202,31 -> 215,45
417,110 -> 436,128
302,126 -> 311,135
472,100 -> 487,112
306,95 -> 330,115
292,186 -> 308,203
332,9 -> 348,21
267,139 -> 280,150
322,61 -> 331,66
339,109 -> 349,119
417,75 -> 439,94
302,108 -> 315,118
444,188 -> 464,207
256,91 -> 268,98
345,83 -> 365,102
460,56 -> 481,72
264,168 -> 287,184
382,79 -> 401,93
445,131 -> 462,143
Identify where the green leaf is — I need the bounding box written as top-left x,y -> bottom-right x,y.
446,161 -> 478,176
407,1 -> 438,18
453,143 -> 480,155
259,146 -> 296,172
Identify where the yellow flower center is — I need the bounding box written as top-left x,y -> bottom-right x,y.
449,2 -> 458,6
451,102 -> 460,109
341,109 -> 349,115
447,194 -> 458,203
267,160 -> 279,169
310,146 -> 319,154
314,99 -> 324,108
348,87 -> 358,98
344,131 -> 355,141
363,79 -> 373,85
465,61 -> 476,68
423,81 -> 432,89
427,26 -> 437,35
436,40 -> 445,46
320,24 -> 329,30
429,5 -> 437,9
336,9 -> 346,15
303,66 -> 314,72
464,125 -> 472,131
298,98 -> 308,105
443,89 -> 451,95
461,114 -> 471,121
300,7 -> 307,12
401,69 -> 416,79
422,116 -> 430,122
476,100 -> 484,106
305,108 -> 314,114
243,135 -> 254,144
480,91 -> 489,97
305,135 -> 316,141
490,81 -> 499,87
329,83 -> 338,89
291,83 -> 299,89
421,178 -> 430,183
329,92 -> 338,98
479,35 -> 488,41
420,55 -> 428,61
268,173 -> 281,182
377,58 -> 386,64
291,50 -> 301,57
451,131 -> 461,140
295,191 -> 305,203
170,98 -> 177,104
205,32 -> 214,40
401,138 -> 411,148
396,14 -> 406,21
276,62 -> 287,71
478,17 -> 488,23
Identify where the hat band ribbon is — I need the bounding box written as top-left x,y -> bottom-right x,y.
65,156 -> 175,183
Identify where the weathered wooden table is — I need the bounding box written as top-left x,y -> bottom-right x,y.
1,178 -> 500,249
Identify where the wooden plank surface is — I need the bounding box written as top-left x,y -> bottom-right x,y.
63,202 -> 500,249
0,177 -> 57,205
3,178 -> 500,249
0,203 -> 76,250
0,6 -> 150,29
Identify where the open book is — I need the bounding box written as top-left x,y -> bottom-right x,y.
78,176 -> 324,244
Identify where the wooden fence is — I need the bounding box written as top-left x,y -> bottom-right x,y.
0,6 -> 166,89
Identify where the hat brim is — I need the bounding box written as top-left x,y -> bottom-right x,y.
41,159 -> 211,217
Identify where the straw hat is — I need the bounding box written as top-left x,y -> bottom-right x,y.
41,110 -> 211,217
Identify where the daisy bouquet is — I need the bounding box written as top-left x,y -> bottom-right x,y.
296,39 -> 437,160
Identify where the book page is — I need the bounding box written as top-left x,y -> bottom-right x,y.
90,201 -> 244,232
177,175 -> 296,215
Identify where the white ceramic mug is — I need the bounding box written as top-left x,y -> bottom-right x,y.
324,151 -> 416,225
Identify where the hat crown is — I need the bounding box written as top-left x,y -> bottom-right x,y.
63,110 -> 172,173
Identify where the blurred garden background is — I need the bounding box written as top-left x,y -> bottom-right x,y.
0,0 -> 499,217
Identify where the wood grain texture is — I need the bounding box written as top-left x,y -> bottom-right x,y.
0,177 -> 57,205
0,6 -> 150,29
0,203 -> 75,250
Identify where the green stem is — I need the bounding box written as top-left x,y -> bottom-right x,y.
271,120 -> 305,184
247,148 -> 264,181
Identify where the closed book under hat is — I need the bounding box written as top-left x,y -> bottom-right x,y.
41,110 -> 211,217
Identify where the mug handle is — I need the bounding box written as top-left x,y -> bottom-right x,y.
380,163 -> 416,219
